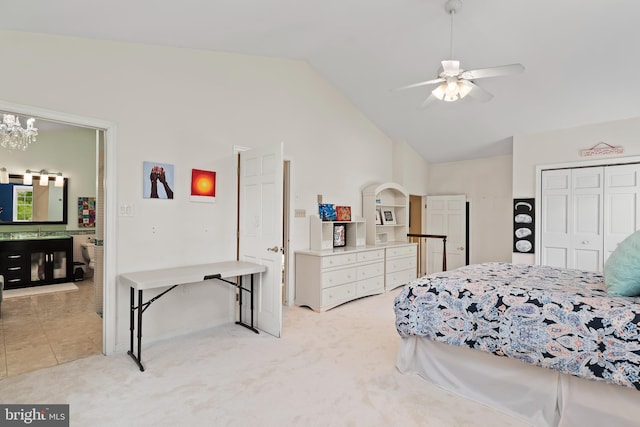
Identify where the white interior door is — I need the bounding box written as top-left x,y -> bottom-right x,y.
238,143 -> 283,337
426,195 -> 466,273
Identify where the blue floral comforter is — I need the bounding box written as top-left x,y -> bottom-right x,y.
394,262 -> 640,390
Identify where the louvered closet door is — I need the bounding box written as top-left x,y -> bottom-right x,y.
570,167 -> 604,271
604,164 -> 640,263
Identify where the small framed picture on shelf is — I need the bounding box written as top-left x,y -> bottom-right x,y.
318,203 -> 337,221
333,223 -> 347,247
336,206 -> 351,221
375,209 -> 382,225
381,207 -> 396,225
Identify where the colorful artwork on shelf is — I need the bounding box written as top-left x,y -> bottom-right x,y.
336,206 -> 351,221
190,168 -> 216,203
333,223 -> 347,247
78,197 -> 96,228
318,203 -> 337,221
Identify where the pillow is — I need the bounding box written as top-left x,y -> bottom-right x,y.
604,229 -> 640,296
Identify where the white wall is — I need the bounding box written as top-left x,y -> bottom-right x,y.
392,140 -> 429,196
427,154 -> 513,264
512,116 -> 640,263
0,31 -> 401,349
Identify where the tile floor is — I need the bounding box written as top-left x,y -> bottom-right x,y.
0,279 -> 102,378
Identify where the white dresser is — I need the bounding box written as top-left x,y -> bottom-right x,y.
295,246 -> 385,312
383,243 -> 418,290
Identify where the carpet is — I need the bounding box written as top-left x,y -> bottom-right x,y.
0,289 -> 528,427
3,282 -> 79,299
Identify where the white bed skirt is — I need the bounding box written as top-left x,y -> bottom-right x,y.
397,337 -> 640,427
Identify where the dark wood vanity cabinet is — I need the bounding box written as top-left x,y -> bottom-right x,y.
0,237 -> 73,290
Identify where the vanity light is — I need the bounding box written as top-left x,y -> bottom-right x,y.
0,167 -> 8,184
55,172 -> 64,187
39,170 -> 49,186
23,169 -> 32,185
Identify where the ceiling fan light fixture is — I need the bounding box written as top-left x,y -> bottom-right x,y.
432,84 -> 448,100
458,82 -> 473,99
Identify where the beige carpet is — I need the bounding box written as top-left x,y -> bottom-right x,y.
3,282 -> 78,299
0,289 -> 529,427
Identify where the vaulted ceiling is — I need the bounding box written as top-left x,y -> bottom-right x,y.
2,0 -> 640,163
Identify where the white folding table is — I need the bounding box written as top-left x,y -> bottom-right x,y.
118,261 -> 266,371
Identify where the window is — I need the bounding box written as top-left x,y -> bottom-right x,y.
13,185 -> 33,221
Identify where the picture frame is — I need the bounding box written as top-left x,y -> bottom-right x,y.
333,223 -> 347,247
319,203 -> 337,221
381,207 -> 396,225
190,168 -> 216,203
375,209 -> 382,225
143,161 -> 175,199
336,205 -> 351,221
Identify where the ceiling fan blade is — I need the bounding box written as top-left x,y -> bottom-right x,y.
395,77 -> 445,91
460,63 -> 524,80
418,94 -> 438,109
460,80 -> 493,102
441,60 -> 461,76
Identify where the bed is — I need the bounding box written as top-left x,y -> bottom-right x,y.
394,262 -> 640,427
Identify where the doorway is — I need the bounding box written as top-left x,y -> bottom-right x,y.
0,99 -> 116,359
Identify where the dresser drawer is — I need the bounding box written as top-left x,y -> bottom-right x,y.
385,256 -> 415,273
386,268 -> 418,290
386,244 -> 417,259
356,249 -> 384,263
321,267 -> 357,288
357,262 -> 384,280
321,253 -> 357,269
357,276 -> 384,296
321,283 -> 356,306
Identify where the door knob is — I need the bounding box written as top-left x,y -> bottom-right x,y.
582,241 -> 589,244
267,246 -> 281,253
457,246 -> 465,251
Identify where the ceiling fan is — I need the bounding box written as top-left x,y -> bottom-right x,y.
397,0 -> 524,107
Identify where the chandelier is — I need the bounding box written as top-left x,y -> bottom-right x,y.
0,114 -> 38,151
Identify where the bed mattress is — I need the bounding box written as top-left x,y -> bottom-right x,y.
394,262 -> 640,390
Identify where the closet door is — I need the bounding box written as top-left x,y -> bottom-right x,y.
541,169 -> 571,268
570,167 -> 604,271
604,164 -> 640,263
541,167 -> 604,271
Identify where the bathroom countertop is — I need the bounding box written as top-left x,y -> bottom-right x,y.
0,232 -> 72,241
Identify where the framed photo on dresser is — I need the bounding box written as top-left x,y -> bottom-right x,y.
381,207 -> 396,225
333,223 -> 347,247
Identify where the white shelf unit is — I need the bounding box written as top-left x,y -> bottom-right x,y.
308,215 -> 366,251
362,182 -> 410,245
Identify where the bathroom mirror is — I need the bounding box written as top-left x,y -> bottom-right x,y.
0,174 -> 68,224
